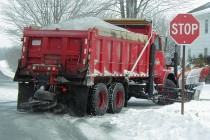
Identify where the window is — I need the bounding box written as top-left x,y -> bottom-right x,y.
188,48 -> 191,60
32,40 -> 41,46
204,48 -> 208,57
154,37 -> 161,51
205,19 -> 208,33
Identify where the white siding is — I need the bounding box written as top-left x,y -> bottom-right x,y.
184,12 -> 210,61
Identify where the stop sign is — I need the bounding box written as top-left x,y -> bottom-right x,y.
170,14 -> 200,44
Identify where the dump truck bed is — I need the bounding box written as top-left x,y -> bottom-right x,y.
18,24 -> 151,83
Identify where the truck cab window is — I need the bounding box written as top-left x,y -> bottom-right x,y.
154,37 -> 161,51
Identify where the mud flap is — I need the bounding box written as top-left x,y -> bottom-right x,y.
69,86 -> 89,117
17,82 -> 34,111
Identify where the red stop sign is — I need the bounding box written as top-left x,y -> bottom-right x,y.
170,14 -> 200,45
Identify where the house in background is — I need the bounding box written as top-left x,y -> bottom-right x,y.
185,2 -> 210,61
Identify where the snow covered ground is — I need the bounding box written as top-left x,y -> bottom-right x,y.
0,82 -> 210,140
64,86 -> 210,140
0,85 -> 17,102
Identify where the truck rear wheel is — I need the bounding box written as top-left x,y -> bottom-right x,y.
87,83 -> 108,116
17,82 -> 34,111
107,83 -> 125,113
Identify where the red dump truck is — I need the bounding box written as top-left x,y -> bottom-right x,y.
14,19 -> 181,116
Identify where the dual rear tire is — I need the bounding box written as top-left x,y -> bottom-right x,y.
107,83 -> 125,113
87,83 -> 125,116
87,83 -> 109,116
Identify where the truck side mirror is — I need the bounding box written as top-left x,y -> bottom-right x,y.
165,51 -> 174,67
166,55 -> 174,67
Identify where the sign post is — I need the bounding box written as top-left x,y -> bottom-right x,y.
169,14 -> 200,115
181,45 -> 185,115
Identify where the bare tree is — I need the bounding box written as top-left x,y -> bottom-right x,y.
112,0 -> 193,18
0,0 -> 115,40
0,0 -> 116,70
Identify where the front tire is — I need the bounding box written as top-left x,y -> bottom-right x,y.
87,83 -> 109,116
157,79 -> 177,105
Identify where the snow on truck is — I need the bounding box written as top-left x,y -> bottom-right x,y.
14,17 -> 190,116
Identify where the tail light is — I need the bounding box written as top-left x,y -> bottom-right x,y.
52,66 -> 57,71
31,65 -> 58,72
62,87 -> 68,93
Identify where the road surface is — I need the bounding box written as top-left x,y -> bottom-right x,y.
0,81 -> 162,140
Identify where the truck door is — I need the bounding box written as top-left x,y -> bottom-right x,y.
154,36 -> 166,75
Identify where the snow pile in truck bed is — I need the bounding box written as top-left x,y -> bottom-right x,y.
42,17 -> 129,32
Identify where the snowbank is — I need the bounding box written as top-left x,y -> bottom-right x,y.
199,84 -> 210,99
0,60 -> 15,78
64,85 -> 210,140
0,87 -> 17,102
42,17 -> 129,32
60,99 -> 210,140
109,101 -> 210,140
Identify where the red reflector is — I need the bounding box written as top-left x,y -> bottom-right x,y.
62,87 -> 67,92
52,67 -> 56,71
89,48 -> 92,52
27,65 -> 32,70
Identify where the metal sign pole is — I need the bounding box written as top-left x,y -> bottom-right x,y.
181,45 -> 185,115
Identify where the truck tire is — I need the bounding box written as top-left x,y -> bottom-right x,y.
17,82 -> 34,111
107,83 -> 125,113
157,79 -> 177,105
87,83 -> 108,116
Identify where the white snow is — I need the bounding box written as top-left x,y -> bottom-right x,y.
0,60 -> 15,78
0,80 -> 210,139
42,17 -> 129,32
0,86 -> 17,102
192,8 -> 210,16
199,84 -> 210,99
64,85 -> 210,140
107,101 -> 210,140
